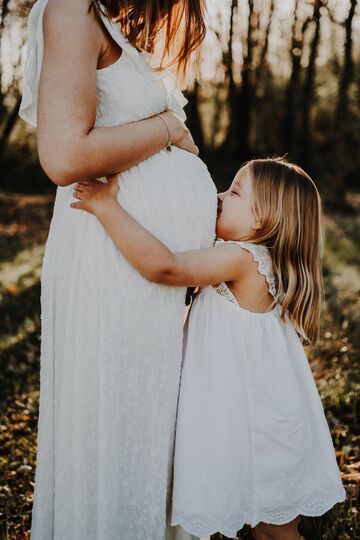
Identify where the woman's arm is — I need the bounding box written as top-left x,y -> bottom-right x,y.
71,177 -> 251,287
38,0 -> 195,187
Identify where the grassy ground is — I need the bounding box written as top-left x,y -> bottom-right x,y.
0,190 -> 359,540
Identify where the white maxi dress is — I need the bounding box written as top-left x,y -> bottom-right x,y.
19,2 -> 217,539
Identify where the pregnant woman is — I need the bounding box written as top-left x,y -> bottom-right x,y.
19,1 -> 217,539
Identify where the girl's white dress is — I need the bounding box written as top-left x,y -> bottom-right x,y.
171,240 -> 347,538
19,2 -> 217,540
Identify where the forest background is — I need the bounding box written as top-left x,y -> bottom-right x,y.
0,0 -> 359,539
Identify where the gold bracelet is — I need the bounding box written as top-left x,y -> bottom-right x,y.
157,113 -> 172,152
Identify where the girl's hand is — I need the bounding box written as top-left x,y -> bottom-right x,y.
70,174 -> 119,216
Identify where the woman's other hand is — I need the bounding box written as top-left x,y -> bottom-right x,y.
161,111 -> 199,156
70,175 -> 119,216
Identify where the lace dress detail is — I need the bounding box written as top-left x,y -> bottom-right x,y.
19,2 -> 217,540
213,239 -> 277,308
213,282 -> 239,307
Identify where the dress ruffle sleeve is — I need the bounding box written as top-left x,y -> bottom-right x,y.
19,0 -> 49,127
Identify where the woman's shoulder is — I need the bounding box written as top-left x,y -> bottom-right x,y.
43,0 -> 102,39
44,0 -> 90,17
42,0 -> 103,68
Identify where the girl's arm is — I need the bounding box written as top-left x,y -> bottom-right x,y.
38,0 -> 195,187
71,177 -> 251,287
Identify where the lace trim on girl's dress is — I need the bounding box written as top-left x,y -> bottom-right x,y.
213,282 -> 239,307
242,242 -> 277,298
214,239 -> 277,298
172,486 -> 347,539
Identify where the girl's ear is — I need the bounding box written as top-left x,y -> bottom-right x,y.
251,204 -> 261,231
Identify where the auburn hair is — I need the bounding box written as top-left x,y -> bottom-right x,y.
89,0 -> 206,76
244,157 -> 324,345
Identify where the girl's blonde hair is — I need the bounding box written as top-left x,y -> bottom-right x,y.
246,157 -> 324,345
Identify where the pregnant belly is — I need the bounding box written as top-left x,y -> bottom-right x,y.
48,146 -> 217,262
112,146 -> 217,251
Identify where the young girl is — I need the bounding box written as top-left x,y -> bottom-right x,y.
70,157 -> 347,540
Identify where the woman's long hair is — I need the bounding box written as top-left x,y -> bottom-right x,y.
90,0 -> 206,76
246,157 -> 324,345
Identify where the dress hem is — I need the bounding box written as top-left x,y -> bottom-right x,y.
171,489 -> 347,538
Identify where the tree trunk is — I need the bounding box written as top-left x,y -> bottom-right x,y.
227,0 -> 258,160
0,94 -> 22,157
222,0 -> 239,156
281,0 -> 302,153
227,0 -> 237,101
184,80 -> 205,155
0,0 -> 11,120
212,1 -> 237,153
256,0 -> 274,85
335,0 -> 357,129
299,0 -> 322,166
330,0 -> 358,208
210,83 -> 222,149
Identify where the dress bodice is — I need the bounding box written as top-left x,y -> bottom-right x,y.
95,7 -> 185,127
95,52 -> 168,127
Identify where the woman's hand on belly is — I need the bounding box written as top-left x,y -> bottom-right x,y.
161,111 -> 199,156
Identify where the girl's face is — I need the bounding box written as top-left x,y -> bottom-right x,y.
216,165 -> 259,240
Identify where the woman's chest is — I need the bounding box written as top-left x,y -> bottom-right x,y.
95,55 -> 169,127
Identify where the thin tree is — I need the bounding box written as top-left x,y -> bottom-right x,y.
334,0 -> 358,130
326,0 -> 359,207
184,79 -> 205,155
255,0 -> 275,85
209,5 -> 232,150
299,0 -> 322,166
0,1 -> 31,157
281,0 -> 313,154
226,0 -> 258,159
0,0 -> 11,120
223,0 -> 239,155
